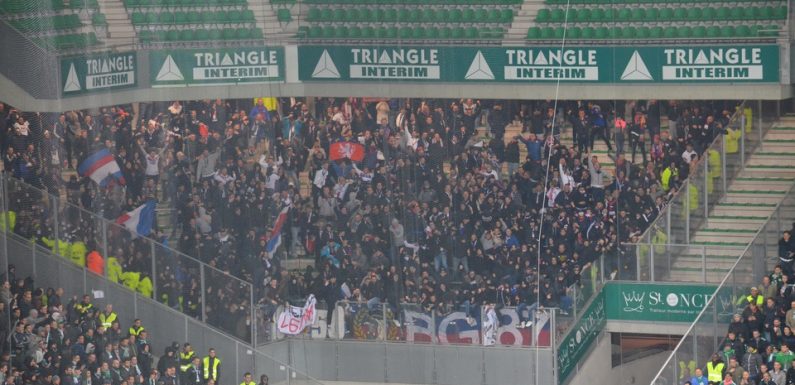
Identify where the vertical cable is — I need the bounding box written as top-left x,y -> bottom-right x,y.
535,1 -> 572,384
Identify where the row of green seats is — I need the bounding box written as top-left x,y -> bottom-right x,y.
537,5 -> 787,23
307,7 -> 513,23
130,9 -> 255,25
299,25 -> 504,39
527,24 -> 780,39
0,0 -> 97,13
32,32 -> 99,50
139,27 -> 262,42
7,14 -> 82,32
124,0 -> 247,7
303,0 -> 521,4
546,0 -> 784,4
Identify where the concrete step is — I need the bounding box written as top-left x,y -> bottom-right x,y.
729,180 -> 794,191
692,230 -> 756,244
743,165 -> 795,176
712,204 -> 776,217
764,131 -> 795,141
702,217 -> 766,230
724,193 -> 786,205
746,156 -> 795,167
661,270 -> 752,284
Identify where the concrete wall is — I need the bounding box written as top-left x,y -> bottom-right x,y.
569,332 -> 671,385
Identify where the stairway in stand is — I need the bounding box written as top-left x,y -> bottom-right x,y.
665,116 -> 795,284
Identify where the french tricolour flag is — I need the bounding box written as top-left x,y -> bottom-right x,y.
116,200 -> 156,238
265,206 -> 290,257
78,149 -> 125,188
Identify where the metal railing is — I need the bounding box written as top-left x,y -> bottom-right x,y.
649,174 -> 795,384
0,177 -> 324,385
636,101 -> 759,245
1,173 -> 266,345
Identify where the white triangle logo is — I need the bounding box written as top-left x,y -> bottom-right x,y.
312,50 -> 340,79
465,51 -> 495,80
621,51 -> 653,81
63,63 -> 81,92
156,55 -> 184,81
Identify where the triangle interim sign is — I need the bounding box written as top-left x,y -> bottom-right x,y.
312,49 -> 340,79
63,63 -> 82,92
621,50 -> 653,81
465,51 -> 495,80
156,55 -> 184,82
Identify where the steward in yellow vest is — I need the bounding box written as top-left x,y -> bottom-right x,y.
99,304 -> 117,329
203,348 -> 221,382
706,353 -> 725,385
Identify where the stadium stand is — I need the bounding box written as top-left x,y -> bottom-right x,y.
124,0 -> 263,44
529,0 -> 787,40
0,0 -> 106,51
296,0 -> 522,40
0,98 -> 739,343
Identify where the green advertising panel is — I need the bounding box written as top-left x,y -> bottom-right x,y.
61,52 -> 137,96
150,47 -> 285,87
557,291 -> 606,384
604,282 -> 717,323
298,45 -> 779,83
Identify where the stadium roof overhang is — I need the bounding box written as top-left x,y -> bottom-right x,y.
2,71 -> 792,112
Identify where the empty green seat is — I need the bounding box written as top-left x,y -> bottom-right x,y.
649,26 -> 662,39
692,26 -> 706,38
659,8 -> 673,21
706,26 -> 720,38
636,26 -> 649,39
527,26 -> 541,39
195,29 -> 209,40
348,26 -> 361,38
663,26 -> 677,38
701,7 -> 715,20
608,26 -> 621,39
735,25 -> 750,37
131,12 -> 145,24
567,26 -> 581,38
540,26 -> 554,39
179,29 -> 193,40
622,26 -> 636,39
500,9 -> 512,22
630,8 -> 644,21
673,8 -> 686,20
720,26 -> 734,38
550,8 -> 564,22
729,7 -> 742,20
208,29 -> 222,40
309,8 -> 325,21
362,26 -> 375,38
686,7 -> 701,21
536,8 -> 551,22
594,26 -> 607,39
581,26 -> 594,39
575,8 -> 590,23
174,12 -> 187,23
774,6 -> 786,20
236,28 -> 251,39
438,27 -> 450,39
308,26 -> 321,38
413,27 -> 426,39
165,30 -> 179,41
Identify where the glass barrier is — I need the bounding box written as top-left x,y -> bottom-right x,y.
2,174 -> 256,344
650,180 -> 795,384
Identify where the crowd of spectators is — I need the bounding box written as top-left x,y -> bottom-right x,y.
0,98 -> 736,340
682,228 -> 795,385
0,268 -> 238,385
